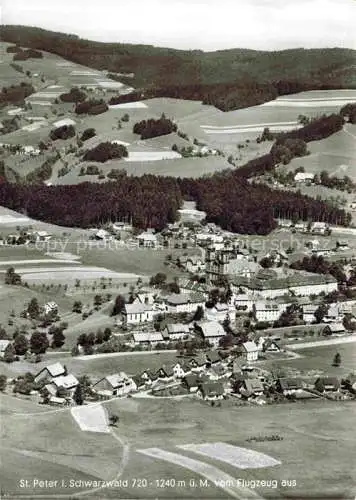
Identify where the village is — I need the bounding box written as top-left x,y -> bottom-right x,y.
1,210 -> 356,410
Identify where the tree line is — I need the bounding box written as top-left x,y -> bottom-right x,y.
0,82 -> 34,108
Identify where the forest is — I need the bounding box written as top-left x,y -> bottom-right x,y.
1,25 -> 355,111
0,82 -> 34,108
82,142 -> 128,162
49,124 -> 76,141
133,115 -> 177,139
60,87 -> 87,103
75,99 -> 108,115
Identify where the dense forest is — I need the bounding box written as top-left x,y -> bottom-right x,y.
133,115 -> 177,139
49,124 -> 76,141
13,48 -> 43,60
75,99 -> 108,115
0,111 -> 351,233
60,87 -> 87,103
340,103 -> 356,124
82,142 -> 128,162
1,26 -> 355,111
0,82 -> 34,108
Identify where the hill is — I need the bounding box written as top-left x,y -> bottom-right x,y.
1,25 -> 356,111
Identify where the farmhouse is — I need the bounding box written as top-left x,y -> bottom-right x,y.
182,373 -> 208,392
43,301 -> 58,316
0,340 -> 11,359
133,332 -> 164,346
46,374 -> 79,398
189,353 -> 208,371
34,363 -> 66,384
165,293 -> 205,314
164,323 -> 190,340
262,339 -> 281,352
137,232 -> 158,248
323,323 -> 346,336
197,381 -> 225,401
93,373 -> 136,397
237,378 -> 265,397
240,341 -> 259,362
195,321 -> 226,347
294,172 -> 314,183
123,303 -> 154,325
315,377 -> 340,393
276,378 -> 303,395
311,222 -> 329,234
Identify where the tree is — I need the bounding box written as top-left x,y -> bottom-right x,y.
103,327 -> 112,341
4,343 -> 16,363
51,329 -> 66,348
111,295 -> 126,316
5,267 -> 21,285
72,301 -> 83,313
109,414 -> 119,426
333,352 -> 341,367
73,384 -> 84,405
13,334 -> 28,355
27,298 -> 40,319
314,304 -> 329,323
149,272 -> 167,287
78,375 -> 92,397
30,331 -> 49,354
0,374 -> 7,392
94,295 -> 103,309
193,305 -> 204,321
95,329 -> 105,344
77,333 -> 88,346
80,128 -> 96,141
87,332 -> 96,345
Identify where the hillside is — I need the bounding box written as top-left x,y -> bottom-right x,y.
1,25 -> 355,111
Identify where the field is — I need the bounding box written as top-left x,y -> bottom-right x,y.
1,391 -> 355,499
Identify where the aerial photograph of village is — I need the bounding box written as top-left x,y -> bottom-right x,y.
0,0 -> 355,499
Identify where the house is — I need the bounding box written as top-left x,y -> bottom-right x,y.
135,291 -> 156,306
182,373 -> 208,392
205,303 -> 236,322
43,301 -> 58,316
241,341 -> 259,362
137,232 -> 158,248
323,323 -> 346,336
342,373 -> 356,393
133,332 -> 164,346
195,321 -> 226,347
189,353 -> 207,371
165,293 -> 205,314
34,363 -> 66,384
311,222 -> 328,235
323,305 -> 343,323
276,377 -> 304,395
164,323 -> 190,340
51,374 -> 79,393
336,240 -> 350,251
131,374 -> 146,390
302,304 -> 319,324
294,222 -> 308,233
93,373 -> 136,397
236,378 -> 265,398
140,370 -> 159,385
254,301 -> 287,323
262,339 -> 281,353
123,303 -> 154,325
315,377 -> 340,393
156,365 -> 175,380
234,294 -> 254,312
48,396 -> 67,406
197,381 -> 225,400
294,172 -> 314,183
179,255 -> 205,273
205,350 -> 222,366
34,230 -> 52,242
0,340 -> 11,359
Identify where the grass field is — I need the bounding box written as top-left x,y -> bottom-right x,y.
1,391 -> 355,499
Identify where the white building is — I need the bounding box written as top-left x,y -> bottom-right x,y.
241,341 -> 259,362
311,222 -> 328,234
137,232 -> 158,248
294,172 -> 314,183
133,332 -> 164,346
164,323 -> 190,340
195,321 -> 226,347
234,294 -> 254,312
0,340 -> 11,359
123,303 -> 154,325
93,373 -> 136,397
254,301 -> 289,323
165,293 -> 205,314
205,303 -> 236,323
34,363 -> 66,384
302,304 -> 319,324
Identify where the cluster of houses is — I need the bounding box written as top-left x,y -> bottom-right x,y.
12,351 -> 355,406
0,229 -> 52,246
